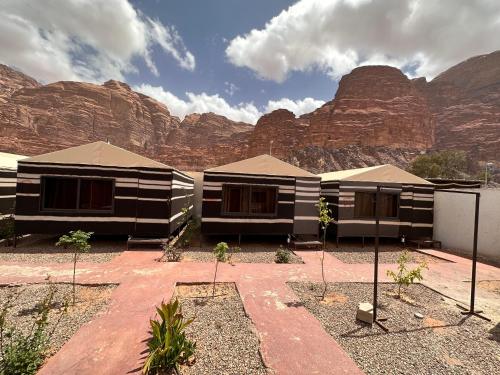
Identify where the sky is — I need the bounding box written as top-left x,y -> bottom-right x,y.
1,0 -> 500,124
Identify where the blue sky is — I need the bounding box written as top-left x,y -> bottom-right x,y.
128,0 -> 337,109
1,0 -> 499,124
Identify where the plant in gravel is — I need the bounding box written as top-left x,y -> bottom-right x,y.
161,243 -> 182,262
0,283 -> 68,375
386,250 -> 428,298
212,242 -> 228,297
143,299 -> 196,375
316,197 -> 334,300
56,230 -> 93,305
275,245 -> 291,264
0,215 -> 15,245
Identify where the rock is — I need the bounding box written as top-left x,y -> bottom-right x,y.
414,312 -> 424,319
356,302 -> 374,324
0,51 -> 498,173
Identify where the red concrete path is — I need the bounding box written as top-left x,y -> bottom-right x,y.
1,247 -> 499,374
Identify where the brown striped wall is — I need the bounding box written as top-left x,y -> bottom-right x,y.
201,172 -> 320,236
0,169 -> 17,217
320,181 -> 434,239
15,162 -> 193,236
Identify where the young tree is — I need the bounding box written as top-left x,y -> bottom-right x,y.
212,242 -> 228,297
316,197 -> 334,300
386,250 -> 428,298
56,230 -> 93,305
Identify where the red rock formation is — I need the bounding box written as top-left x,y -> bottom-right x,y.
0,64 -> 39,103
306,66 -> 434,149
422,51 -> 500,163
0,52 -> 498,173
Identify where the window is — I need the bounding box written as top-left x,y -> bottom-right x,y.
43,178 -> 78,210
79,179 -> 113,210
42,177 -> 114,212
222,184 -> 277,216
354,192 -> 398,218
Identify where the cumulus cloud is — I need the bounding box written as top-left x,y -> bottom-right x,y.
226,0 -> 500,82
135,84 -> 324,124
0,0 -> 195,83
265,97 -> 326,116
135,84 -> 261,124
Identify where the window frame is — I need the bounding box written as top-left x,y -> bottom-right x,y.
220,183 -> 279,218
353,191 -> 400,220
40,175 -> 115,214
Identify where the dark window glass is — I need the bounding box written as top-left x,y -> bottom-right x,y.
222,185 -> 276,215
354,192 -> 398,218
79,179 -> 113,210
250,187 -> 276,214
43,178 -> 78,210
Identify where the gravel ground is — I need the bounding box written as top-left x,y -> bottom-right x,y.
289,282 -> 500,375
0,235 -> 124,263
327,245 -> 449,264
0,283 -> 116,360
173,283 -> 268,375
181,247 -> 303,264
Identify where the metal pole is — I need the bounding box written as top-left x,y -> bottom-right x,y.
373,186 -> 380,322
470,193 -> 480,312
484,164 -> 488,186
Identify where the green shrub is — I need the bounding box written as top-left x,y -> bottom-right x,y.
143,299 -> 196,375
386,250 -> 428,298
275,246 -> 291,264
56,230 -> 93,305
0,283 -> 67,375
212,242 -> 229,297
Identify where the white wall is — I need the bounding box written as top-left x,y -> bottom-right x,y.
184,171 -> 203,218
434,188 -> 500,262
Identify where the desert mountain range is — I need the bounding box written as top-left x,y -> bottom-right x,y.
1,51 -> 499,173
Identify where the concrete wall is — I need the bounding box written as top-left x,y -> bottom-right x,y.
185,171 -> 203,218
434,188 -> 500,262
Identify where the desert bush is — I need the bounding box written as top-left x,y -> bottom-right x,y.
161,243 -> 182,262
386,250 -> 428,298
56,230 -> 93,305
0,283 -> 68,375
275,246 -> 291,264
143,299 -> 196,375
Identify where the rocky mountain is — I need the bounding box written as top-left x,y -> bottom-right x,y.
0,51 -> 498,173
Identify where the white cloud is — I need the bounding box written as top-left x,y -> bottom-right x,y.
135,84 -> 325,124
265,97 -> 325,116
224,82 -> 239,96
0,0 -> 195,83
135,84 -> 261,124
226,0 -> 500,82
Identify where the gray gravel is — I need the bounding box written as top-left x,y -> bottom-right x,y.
0,283 -> 115,359
289,282 -> 500,375
174,283 -> 268,375
181,247 -> 303,264
0,235 -> 124,263
327,245 -> 449,264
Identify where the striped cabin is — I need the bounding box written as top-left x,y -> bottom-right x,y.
15,142 -> 193,236
202,155 -> 320,236
0,152 -> 27,218
319,164 -> 434,241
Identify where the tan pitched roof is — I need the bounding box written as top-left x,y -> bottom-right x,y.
318,164 -> 432,185
206,154 -> 317,178
0,152 -> 27,170
22,141 -> 172,169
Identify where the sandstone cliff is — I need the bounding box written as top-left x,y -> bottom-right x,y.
0,52 -> 498,173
